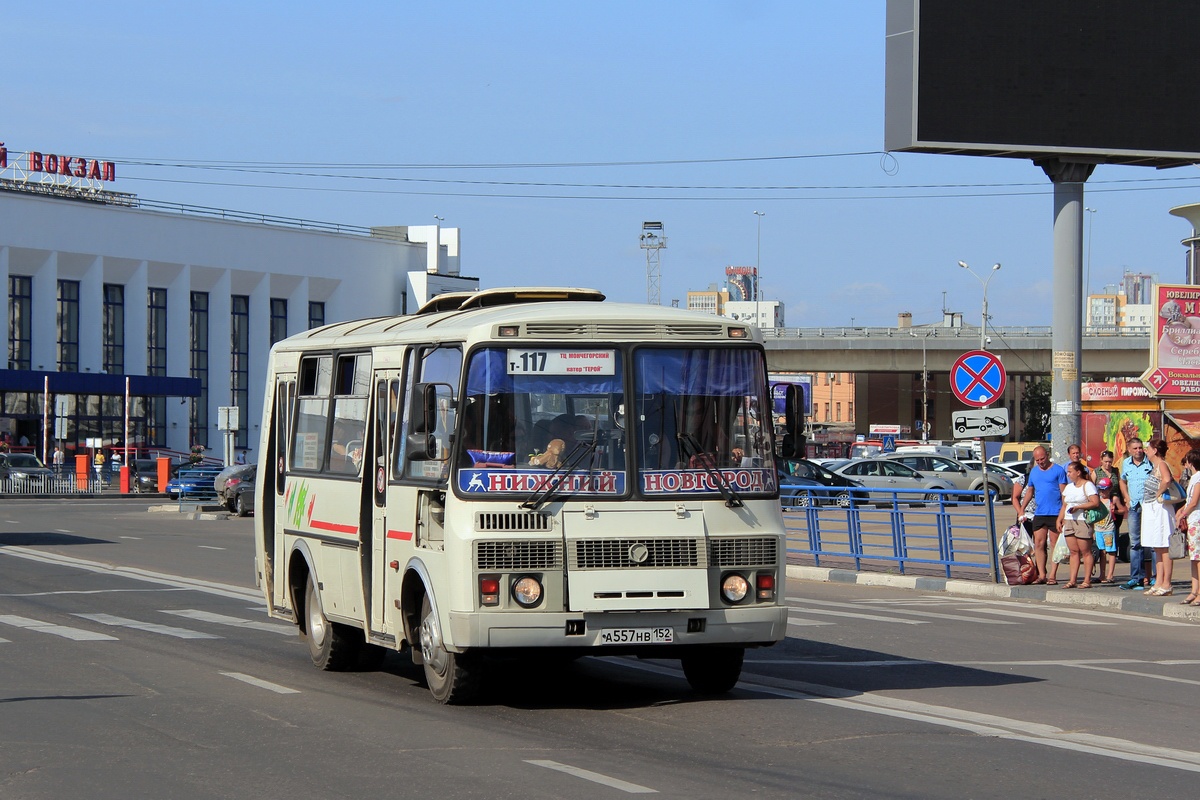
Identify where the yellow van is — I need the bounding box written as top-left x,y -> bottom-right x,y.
995,441 -> 1048,465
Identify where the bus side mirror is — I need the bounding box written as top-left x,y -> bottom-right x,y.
410,383 -> 439,434
779,384 -> 805,459
406,433 -> 438,461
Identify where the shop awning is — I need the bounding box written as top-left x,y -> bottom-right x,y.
1164,410 -> 1200,439
0,369 -> 201,397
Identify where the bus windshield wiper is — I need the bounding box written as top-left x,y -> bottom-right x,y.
520,436 -> 601,511
677,433 -> 743,508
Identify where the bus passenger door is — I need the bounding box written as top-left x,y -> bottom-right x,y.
270,377 -> 294,612
368,372 -> 401,636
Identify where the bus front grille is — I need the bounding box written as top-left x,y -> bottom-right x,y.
475,512 -> 553,532
476,540 -> 563,570
708,537 -> 778,568
569,538 -> 705,569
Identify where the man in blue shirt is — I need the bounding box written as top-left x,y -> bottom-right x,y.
1119,437 -> 1155,590
1020,445 -> 1068,584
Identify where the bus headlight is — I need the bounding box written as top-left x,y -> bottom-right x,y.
720,573 -> 749,603
511,576 -> 543,608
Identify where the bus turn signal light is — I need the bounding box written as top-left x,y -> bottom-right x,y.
756,573 -> 775,601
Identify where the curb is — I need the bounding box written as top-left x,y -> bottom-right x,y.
786,564 -> 1200,622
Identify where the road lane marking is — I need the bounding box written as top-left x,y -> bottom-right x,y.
161,609 -> 292,634
220,672 -> 299,694
785,604 -> 927,625
747,659 -> 936,667
0,546 -> 260,602
54,529 -> 71,533
965,607 -> 1113,625
1070,663 -> 1200,687
120,536 -> 142,540
74,613 -> 221,639
0,588 -> 190,597
197,545 -> 225,551
947,598 -> 1199,628
793,597 -> 1017,625
614,659 -> 1200,774
786,617 -> 835,628
524,760 -> 657,794
0,614 -> 118,641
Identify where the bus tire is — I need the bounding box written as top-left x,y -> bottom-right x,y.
681,647 -> 744,694
303,574 -> 359,671
419,594 -> 481,704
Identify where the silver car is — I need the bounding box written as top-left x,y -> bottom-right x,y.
833,458 -> 955,503
883,452 -> 1013,500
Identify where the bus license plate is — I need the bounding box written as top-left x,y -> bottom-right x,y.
598,627 -> 673,645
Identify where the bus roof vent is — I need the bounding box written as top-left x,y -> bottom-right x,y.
416,286 -> 605,316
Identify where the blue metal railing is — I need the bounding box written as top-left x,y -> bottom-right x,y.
781,486 -> 999,579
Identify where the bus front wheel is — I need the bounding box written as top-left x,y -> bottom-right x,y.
681,647 -> 744,694
419,594 -> 481,704
303,574 -> 359,671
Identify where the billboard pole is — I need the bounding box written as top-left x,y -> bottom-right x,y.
1039,158 -> 1095,462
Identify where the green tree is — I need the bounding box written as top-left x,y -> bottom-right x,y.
1022,377 -> 1051,440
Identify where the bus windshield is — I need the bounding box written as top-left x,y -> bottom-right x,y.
633,348 -> 775,497
455,345 -> 775,499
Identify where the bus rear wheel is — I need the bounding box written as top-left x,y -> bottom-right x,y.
303,574 -> 359,671
681,647 -> 744,694
418,594 -> 481,704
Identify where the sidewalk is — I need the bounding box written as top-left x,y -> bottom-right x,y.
786,564 -> 1200,623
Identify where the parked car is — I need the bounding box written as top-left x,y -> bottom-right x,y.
0,452 -> 54,488
215,464 -> 256,515
130,458 -> 165,493
165,466 -> 223,500
781,458 -> 865,507
882,452 -> 1012,500
777,469 -> 826,509
961,459 -> 1027,484
832,458 -> 955,502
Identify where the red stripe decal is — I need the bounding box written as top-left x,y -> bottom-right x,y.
386,529 -> 414,541
310,519 -> 359,535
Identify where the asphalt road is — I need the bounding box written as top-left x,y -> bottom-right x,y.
2,500 -> 1198,799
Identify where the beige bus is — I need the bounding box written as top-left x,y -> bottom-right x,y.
254,287 -> 794,703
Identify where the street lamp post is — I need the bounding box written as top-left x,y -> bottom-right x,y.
753,210 -> 765,327
911,330 -> 932,441
957,261 -> 1001,351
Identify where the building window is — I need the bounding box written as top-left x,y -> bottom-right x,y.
270,298 -> 288,345
231,295 -> 250,448
102,283 -> 125,375
824,402 -> 830,423
147,288 -> 168,446
57,279 -> 80,372
836,402 -> 841,422
190,291 -> 209,447
308,301 -> 325,330
847,402 -> 854,421
8,275 -> 31,370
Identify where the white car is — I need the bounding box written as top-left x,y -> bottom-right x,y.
832,458 -> 956,503
883,452 -> 1013,500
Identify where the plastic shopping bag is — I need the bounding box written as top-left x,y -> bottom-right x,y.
1052,533 -> 1071,564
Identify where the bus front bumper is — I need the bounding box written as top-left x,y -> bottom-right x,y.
446,605 -> 788,650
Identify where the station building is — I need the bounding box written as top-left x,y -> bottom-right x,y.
1,149 -> 477,464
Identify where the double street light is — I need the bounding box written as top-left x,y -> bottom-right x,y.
957,260 -> 1001,351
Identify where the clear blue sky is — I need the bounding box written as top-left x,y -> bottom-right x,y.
9,1 -> 1200,327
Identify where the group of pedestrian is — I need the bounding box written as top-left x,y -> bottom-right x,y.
1012,437 -> 1199,601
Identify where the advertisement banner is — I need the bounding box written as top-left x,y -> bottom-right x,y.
1142,284 -> 1200,397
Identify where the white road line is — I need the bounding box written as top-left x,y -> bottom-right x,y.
54,529 -> 71,533
948,598 -> 1199,628
119,536 -> 142,540
785,605 -> 927,625
197,545 -> 225,551
0,546 -> 260,601
786,617 -> 835,628
1157,660 -> 1200,665
1069,663 -> 1200,688
0,588 -> 189,597
161,609 -> 292,634
220,672 -> 299,695
794,597 -> 1017,625
614,659 -> 1200,775
73,613 -> 221,639
524,760 -> 657,794
965,607 -> 1113,625
746,659 -> 936,667
0,614 -> 117,641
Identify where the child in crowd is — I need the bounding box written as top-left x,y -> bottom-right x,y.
1093,477 -> 1125,584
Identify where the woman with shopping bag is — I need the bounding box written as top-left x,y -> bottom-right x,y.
1055,461 -> 1101,588
1141,438 -> 1176,596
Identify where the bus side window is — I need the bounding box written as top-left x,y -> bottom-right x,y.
327,354 -> 370,475
403,345 -> 462,482
291,356 -> 331,471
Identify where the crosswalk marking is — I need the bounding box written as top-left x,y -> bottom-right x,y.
0,614 -> 118,641
795,597 -> 1018,625
965,606 -> 1113,625
161,609 -> 293,634
786,614 -> 835,628
785,604 -> 927,625
949,600 -> 1199,628
220,671 -> 300,695
73,613 -> 222,639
